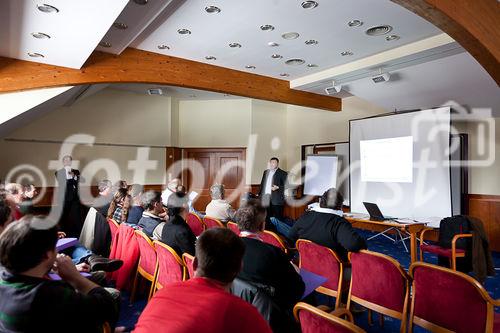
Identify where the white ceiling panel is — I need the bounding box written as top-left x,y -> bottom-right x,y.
132,0 -> 442,80
0,0 -> 129,69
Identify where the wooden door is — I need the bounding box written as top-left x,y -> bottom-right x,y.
183,148 -> 246,211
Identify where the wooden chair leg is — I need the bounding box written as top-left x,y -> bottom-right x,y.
367,309 -> 373,326
130,272 -> 139,304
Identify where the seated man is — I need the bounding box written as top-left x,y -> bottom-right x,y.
4,183 -> 24,220
0,216 -> 119,332
137,191 -> 165,238
134,228 -> 272,333
92,179 -> 113,217
161,178 -> 181,206
289,188 -> 367,261
20,183 -> 37,215
235,204 -> 305,313
205,184 -> 235,223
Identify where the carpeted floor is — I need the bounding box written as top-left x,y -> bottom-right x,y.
116,229 -> 500,332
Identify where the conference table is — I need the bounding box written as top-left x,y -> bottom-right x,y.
345,216 -> 427,263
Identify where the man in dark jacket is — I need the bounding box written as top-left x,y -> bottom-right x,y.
259,157 -> 287,221
289,188 -> 367,261
55,155 -> 82,237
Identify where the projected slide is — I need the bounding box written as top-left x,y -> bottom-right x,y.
360,136 -> 413,183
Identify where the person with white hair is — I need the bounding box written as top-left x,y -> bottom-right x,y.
161,178 -> 181,206
205,184 -> 235,222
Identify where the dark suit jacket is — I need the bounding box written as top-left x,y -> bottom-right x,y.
160,215 -> 196,256
55,168 -> 80,203
238,237 -> 304,310
259,168 -> 287,205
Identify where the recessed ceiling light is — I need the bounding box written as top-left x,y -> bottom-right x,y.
305,39 -> 318,45
189,94 -> 197,98
133,0 -> 148,5
365,25 -> 393,36
280,73 -> 290,77
178,28 -> 191,35
31,32 -> 51,39
307,64 -> 318,68
268,42 -> 279,47
285,58 -> 305,65
36,4 -> 59,13
99,41 -> 112,48
147,88 -> 163,95
260,24 -> 275,31
282,32 -> 300,40
229,42 -> 241,48
301,1 -> 318,9
348,20 -> 363,27
386,34 -> 400,41
271,54 -> 283,59
157,44 -> 170,50
27,52 -> 44,58
205,6 -> 221,14
340,51 -> 353,56
112,22 -> 128,30
245,65 -> 256,69
205,56 -> 216,60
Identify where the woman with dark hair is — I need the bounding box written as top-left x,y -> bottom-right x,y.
160,191 -> 196,256
126,184 -> 144,225
107,188 -> 131,224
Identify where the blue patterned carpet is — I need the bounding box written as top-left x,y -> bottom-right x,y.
117,229 -> 500,332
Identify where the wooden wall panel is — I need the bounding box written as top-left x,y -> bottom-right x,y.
468,194 -> 500,251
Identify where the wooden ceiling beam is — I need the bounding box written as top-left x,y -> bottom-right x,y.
0,48 -> 341,112
392,0 -> 500,85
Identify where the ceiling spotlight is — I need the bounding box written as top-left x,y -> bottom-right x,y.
178,28 -> 191,35
260,24 -> 275,31
340,50 -> 353,56
347,20 -> 363,27
205,55 -> 216,60
229,42 -> 242,48
157,44 -> 170,50
268,41 -> 279,47
36,4 -> 59,13
133,0 -> 148,5
99,41 -> 112,48
325,81 -> 342,95
282,32 -> 300,40
386,35 -> 400,41
205,6 -> 221,13
307,64 -> 318,68
245,65 -> 256,69
372,69 -> 391,83
27,52 -> 44,58
365,25 -> 393,36
305,39 -> 318,45
280,73 -> 290,77
31,32 -> 51,39
271,54 -> 283,59
301,1 -> 318,9
285,58 -> 305,65
112,22 -> 128,30
147,88 -> 163,95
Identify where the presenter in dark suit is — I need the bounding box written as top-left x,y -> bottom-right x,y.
259,157 -> 287,221
55,155 -> 82,237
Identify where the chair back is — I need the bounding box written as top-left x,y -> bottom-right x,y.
204,216 -> 224,229
296,239 -> 344,306
226,221 -> 240,235
409,262 -> 496,333
348,250 -> 409,332
107,218 -> 120,243
294,302 -> 366,333
182,253 -> 195,279
259,230 -> 288,253
134,230 -> 158,279
153,241 -> 185,289
186,213 -> 205,236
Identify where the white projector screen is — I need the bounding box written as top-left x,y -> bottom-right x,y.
350,107 -> 452,219
304,155 -> 338,196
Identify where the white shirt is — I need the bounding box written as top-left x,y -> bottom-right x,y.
311,205 -> 344,217
205,199 -> 234,221
64,166 -> 73,180
264,169 -> 276,195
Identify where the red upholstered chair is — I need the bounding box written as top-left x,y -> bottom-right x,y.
296,239 -> 345,309
107,218 -> 120,244
293,302 -> 366,333
347,250 -> 410,333
131,230 -> 158,302
226,221 -> 240,235
182,253 -> 195,279
259,230 -> 288,253
153,241 -> 186,290
203,216 -> 225,229
409,262 -> 500,333
186,213 -> 205,236
419,227 -> 472,271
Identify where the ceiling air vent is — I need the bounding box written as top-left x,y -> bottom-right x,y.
147,88 -> 163,95
365,25 -> 393,36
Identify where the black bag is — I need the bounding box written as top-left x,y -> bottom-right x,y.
437,215 -> 472,272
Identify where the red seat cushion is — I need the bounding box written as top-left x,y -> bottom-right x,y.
297,241 -> 341,292
186,213 -> 204,236
494,313 -> 500,333
421,244 -> 465,258
155,244 -> 184,287
299,309 -> 354,333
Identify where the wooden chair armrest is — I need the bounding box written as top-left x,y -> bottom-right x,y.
493,299 -> 500,307
451,233 -> 472,251
330,308 -> 354,322
420,227 -> 433,242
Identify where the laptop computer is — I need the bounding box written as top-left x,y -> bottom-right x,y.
362,202 -> 395,221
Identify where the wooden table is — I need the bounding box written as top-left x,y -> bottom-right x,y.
346,216 -> 427,263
